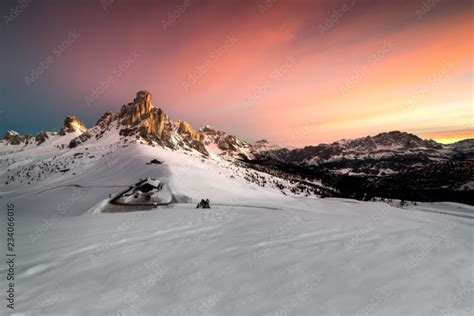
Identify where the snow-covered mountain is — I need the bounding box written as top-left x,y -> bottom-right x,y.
66,90 -> 256,162
1,91 -> 253,159
66,90 -> 208,155
253,139 -> 282,152
2,116 -> 87,147
200,125 -> 254,159
1,91 -> 473,315
3,91 -> 471,180
256,131 -> 473,176
0,91 -> 327,199
1,90 -> 472,202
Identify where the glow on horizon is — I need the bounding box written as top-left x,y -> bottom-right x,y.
434,137 -> 473,144
420,129 -> 474,145
0,0 -> 472,145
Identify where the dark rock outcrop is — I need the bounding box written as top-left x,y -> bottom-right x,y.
3,131 -> 24,145
35,131 -> 49,145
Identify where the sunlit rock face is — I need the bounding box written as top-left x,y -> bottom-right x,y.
60,116 -> 87,135
176,120 -> 201,142
65,91 -> 254,157
120,91 -> 169,137
117,91 -> 208,155
120,90 -> 155,126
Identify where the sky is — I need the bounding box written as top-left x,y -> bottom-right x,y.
0,0 -> 472,146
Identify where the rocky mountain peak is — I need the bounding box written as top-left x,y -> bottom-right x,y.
3,130 -> 24,145
60,116 -> 87,135
114,91 -> 208,155
253,139 -> 281,153
119,91 -> 170,139
345,131 -> 442,150
253,139 -> 270,149
3,130 -> 19,139
35,131 -> 49,145
255,139 -> 269,145
119,90 -> 155,126
199,125 -> 254,159
2,130 -> 52,146
176,120 -> 201,142
67,90 -> 253,158
134,90 -> 153,106
199,125 -> 216,136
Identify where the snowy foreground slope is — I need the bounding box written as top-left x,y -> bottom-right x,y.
1,137 -> 473,315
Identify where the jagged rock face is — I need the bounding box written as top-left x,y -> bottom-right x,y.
3,131 -> 24,145
35,131 -> 49,145
119,91 -> 154,126
3,131 -> 18,141
119,91 -> 172,140
60,116 -> 87,135
217,135 -> 237,151
176,120 -> 201,142
200,125 -> 218,136
69,133 -> 92,149
142,108 -> 173,140
24,135 -> 34,145
68,90 -> 256,157
95,112 -> 115,130
117,91 -> 209,155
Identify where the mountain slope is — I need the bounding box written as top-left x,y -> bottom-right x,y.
0,91 -> 473,315
1,91 -> 472,205
1,135 -> 472,315
1,124 -> 473,315
0,94 -> 326,211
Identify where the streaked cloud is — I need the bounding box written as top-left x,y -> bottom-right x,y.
0,0 -> 472,144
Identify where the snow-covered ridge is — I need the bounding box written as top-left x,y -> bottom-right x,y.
1,91 -> 256,160
0,126 -> 322,204
2,91 -> 472,179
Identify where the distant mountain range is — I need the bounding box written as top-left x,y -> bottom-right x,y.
254,131 -> 473,176
2,91 -> 473,204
